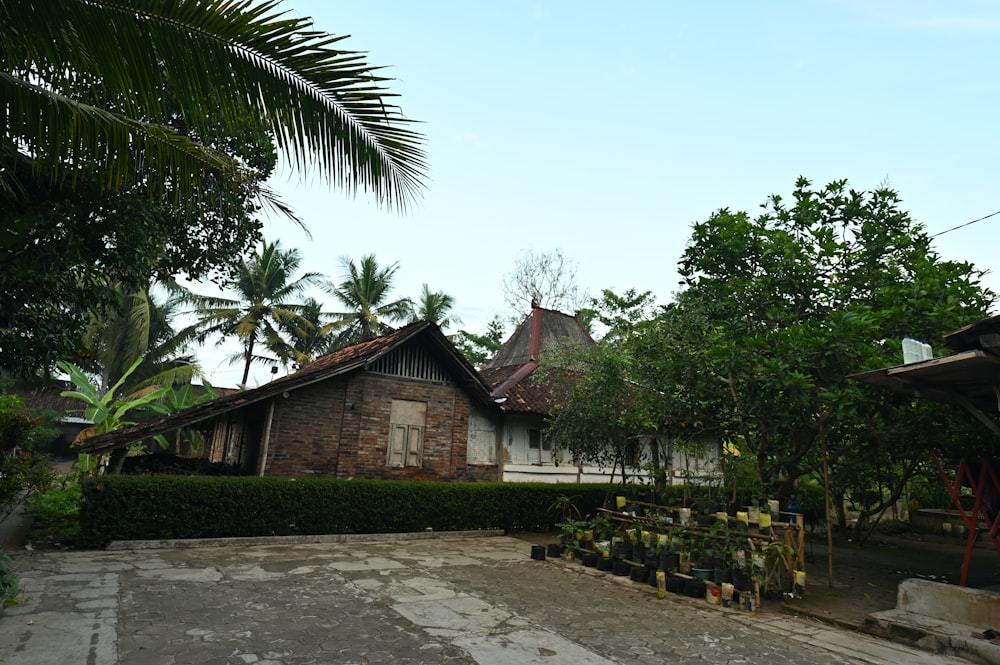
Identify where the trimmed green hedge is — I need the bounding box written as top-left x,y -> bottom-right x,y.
79,476 -> 611,548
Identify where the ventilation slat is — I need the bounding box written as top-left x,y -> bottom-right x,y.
370,347 -> 447,382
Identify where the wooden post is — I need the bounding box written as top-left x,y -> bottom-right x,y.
822,436 -> 834,588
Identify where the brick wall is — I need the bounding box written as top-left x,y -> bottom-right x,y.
264,380 -> 349,477
262,371 -> 478,481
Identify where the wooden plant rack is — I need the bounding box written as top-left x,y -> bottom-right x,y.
590,500 -> 806,604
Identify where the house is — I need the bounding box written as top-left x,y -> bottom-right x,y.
480,303 -> 723,485
80,322 -> 502,481
478,305 -> 593,481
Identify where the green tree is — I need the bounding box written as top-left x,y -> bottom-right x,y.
326,255 -> 412,347
192,240 -> 324,387
409,284 -> 461,331
2,0 -> 425,212
541,340 -> 662,486
453,317 -> 506,367
1,0 -> 426,373
663,177 -> 995,534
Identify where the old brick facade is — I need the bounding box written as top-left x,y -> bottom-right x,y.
256,372 -> 476,480
81,322 -> 501,482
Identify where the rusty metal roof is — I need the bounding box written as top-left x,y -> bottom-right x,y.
80,322 -> 496,454
852,315 -> 1000,417
479,306 -> 594,415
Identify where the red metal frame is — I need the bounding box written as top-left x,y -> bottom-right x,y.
929,452 -> 1000,586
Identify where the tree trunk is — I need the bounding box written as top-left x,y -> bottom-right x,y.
107,447 -> 128,474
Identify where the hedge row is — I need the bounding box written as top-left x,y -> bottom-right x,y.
79,476 -> 612,548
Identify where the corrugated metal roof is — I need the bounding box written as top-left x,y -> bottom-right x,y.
480,306 -> 594,415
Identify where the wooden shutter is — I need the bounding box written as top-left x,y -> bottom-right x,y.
388,424 -> 408,466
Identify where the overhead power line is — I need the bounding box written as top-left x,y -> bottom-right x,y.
931,209 -> 1000,238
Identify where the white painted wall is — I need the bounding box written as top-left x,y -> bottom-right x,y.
500,431 -> 724,485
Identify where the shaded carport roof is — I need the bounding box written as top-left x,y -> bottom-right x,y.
851,313 -> 1000,435
851,349 -> 1000,415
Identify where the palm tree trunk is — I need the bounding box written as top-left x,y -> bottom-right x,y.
241,336 -> 255,387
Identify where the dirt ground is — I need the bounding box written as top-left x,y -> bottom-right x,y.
512,527 -> 1000,630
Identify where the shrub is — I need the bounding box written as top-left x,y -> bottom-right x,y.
79,476 -> 610,548
0,553 -> 25,607
26,480 -> 82,546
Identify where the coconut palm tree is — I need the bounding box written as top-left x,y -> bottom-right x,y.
1,0 -> 426,213
282,297 -> 341,368
192,241 -> 324,387
79,283 -> 201,397
409,284 -> 462,332
327,255 -> 412,347
1,0 -> 426,373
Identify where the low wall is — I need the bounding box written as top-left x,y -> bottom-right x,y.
897,578 -> 1000,628
910,508 -> 985,536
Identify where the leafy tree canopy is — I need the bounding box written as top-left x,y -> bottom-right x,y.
658,177 -> 995,501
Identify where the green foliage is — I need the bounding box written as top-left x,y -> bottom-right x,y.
656,177 -> 994,510
76,284 -> 201,397
324,254 -> 413,348
541,340 -> 661,486
0,552 -> 25,607
26,480 -> 82,546
146,383 -> 218,454
58,359 -> 169,442
0,395 -> 57,517
190,240 -> 325,386
0,395 -> 39,452
453,317 -> 506,367
555,517 -> 592,549
410,284 -> 461,331
78,477 -> 608,548
1,0 -> 426,375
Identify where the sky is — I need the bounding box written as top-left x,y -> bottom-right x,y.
193,0 -> 1000,387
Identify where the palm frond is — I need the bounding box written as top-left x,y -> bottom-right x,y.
1,0 -> 427,211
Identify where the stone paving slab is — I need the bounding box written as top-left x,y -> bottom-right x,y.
0,535 -> 976,664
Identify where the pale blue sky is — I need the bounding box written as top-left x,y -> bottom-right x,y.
197,1 -> 1000,386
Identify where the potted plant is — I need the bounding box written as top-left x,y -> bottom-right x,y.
760,540 -> 794,600
732,547 -> 753,591
555,517 -> 591,559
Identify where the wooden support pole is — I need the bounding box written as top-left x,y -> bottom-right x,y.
822,437 -> 834,588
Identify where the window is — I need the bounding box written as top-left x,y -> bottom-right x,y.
529,428 -> 552,453
387,399 -> 426,467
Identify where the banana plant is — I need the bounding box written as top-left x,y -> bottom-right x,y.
146,383 -> 218,454
58,359 -> 169,443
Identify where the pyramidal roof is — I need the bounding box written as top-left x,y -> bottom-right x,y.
484,305 -> 594,370
479,304 -> 594,413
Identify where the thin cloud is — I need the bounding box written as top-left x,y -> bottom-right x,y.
901,15 -> 1000,31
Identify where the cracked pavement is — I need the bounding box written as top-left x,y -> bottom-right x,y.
0,535 -> 971,664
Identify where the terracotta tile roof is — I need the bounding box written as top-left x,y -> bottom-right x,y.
9,381 -> 82,417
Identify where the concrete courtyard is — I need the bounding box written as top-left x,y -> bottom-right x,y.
0,533 -> 973,664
